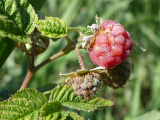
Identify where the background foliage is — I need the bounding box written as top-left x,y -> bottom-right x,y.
0,0 -> 160,120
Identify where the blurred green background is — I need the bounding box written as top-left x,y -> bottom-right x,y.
0,0 -> 160,120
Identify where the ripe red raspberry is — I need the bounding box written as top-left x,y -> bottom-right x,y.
88,20 -> 134,69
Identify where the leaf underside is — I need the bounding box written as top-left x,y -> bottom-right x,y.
35,17 -> 67,38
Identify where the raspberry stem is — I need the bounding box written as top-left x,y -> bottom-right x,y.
22,43 -> 31,67
19,36 -> 77,90
34,37 -> 76,71
75,45 -> 86,70
65,35 -> 73,43
19,69 -> 34,90
31,33 -> 35,68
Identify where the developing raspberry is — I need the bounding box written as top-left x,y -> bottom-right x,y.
88,20 -> 134,69
101,59 -> 132,89
69,72 -> 101,98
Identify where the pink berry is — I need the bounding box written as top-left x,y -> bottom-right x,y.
115,35 -> 125,45
111,44 -> 123,55
88,20 -> 134,69
96,33 -> 109,45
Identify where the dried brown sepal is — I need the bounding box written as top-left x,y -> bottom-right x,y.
84,26 -> 104,50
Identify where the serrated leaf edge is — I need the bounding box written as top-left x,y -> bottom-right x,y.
35,17 -> 67,38
0,88 -> 48,119
49,84 -> 113,112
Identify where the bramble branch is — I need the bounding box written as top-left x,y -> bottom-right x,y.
19,36 -> 77,90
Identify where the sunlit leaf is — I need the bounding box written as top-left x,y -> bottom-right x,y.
0,88 -> 47,119
40,101 -> 83,120
0,0 -> 46,68
0,0 -> 38,43
66,111 -> 83,120
49,84 -> 113,112
35,17 -> 67,38
40,101 -> 64,120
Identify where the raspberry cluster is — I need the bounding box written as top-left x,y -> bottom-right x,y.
88,20 -> 134,69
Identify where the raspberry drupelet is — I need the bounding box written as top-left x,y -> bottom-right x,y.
88,20 -> 134,69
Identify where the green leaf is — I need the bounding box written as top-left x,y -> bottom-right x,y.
49,84 -> 113,112
35,17 -> 67,38
66,111 -> 83,120
40,101 -> 67,120
0,0 -> 38,43
0,0 -> 46,69
0,18 -> 18,35
0,38 -> 15,68
40,102 -> 83,120
37,83 -> 57,99
28,0 -> 47,10
41,111 -> 68,120
40,101 -> 62,117
0,97 -> 5,102
67,26 -> 93,43
0,17 -> 31,43
130,43 -> 146,58
0,88 -> 48,120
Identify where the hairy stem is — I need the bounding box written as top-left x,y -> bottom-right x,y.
65,35 -> 74,44
19,69 -> 34,90
20,33 -> 35,90
34,40 -> 76,71
31,33 -> 35,68
20,36 -> 77,90
22,44 -> 31,67
75,45 -> 86,69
